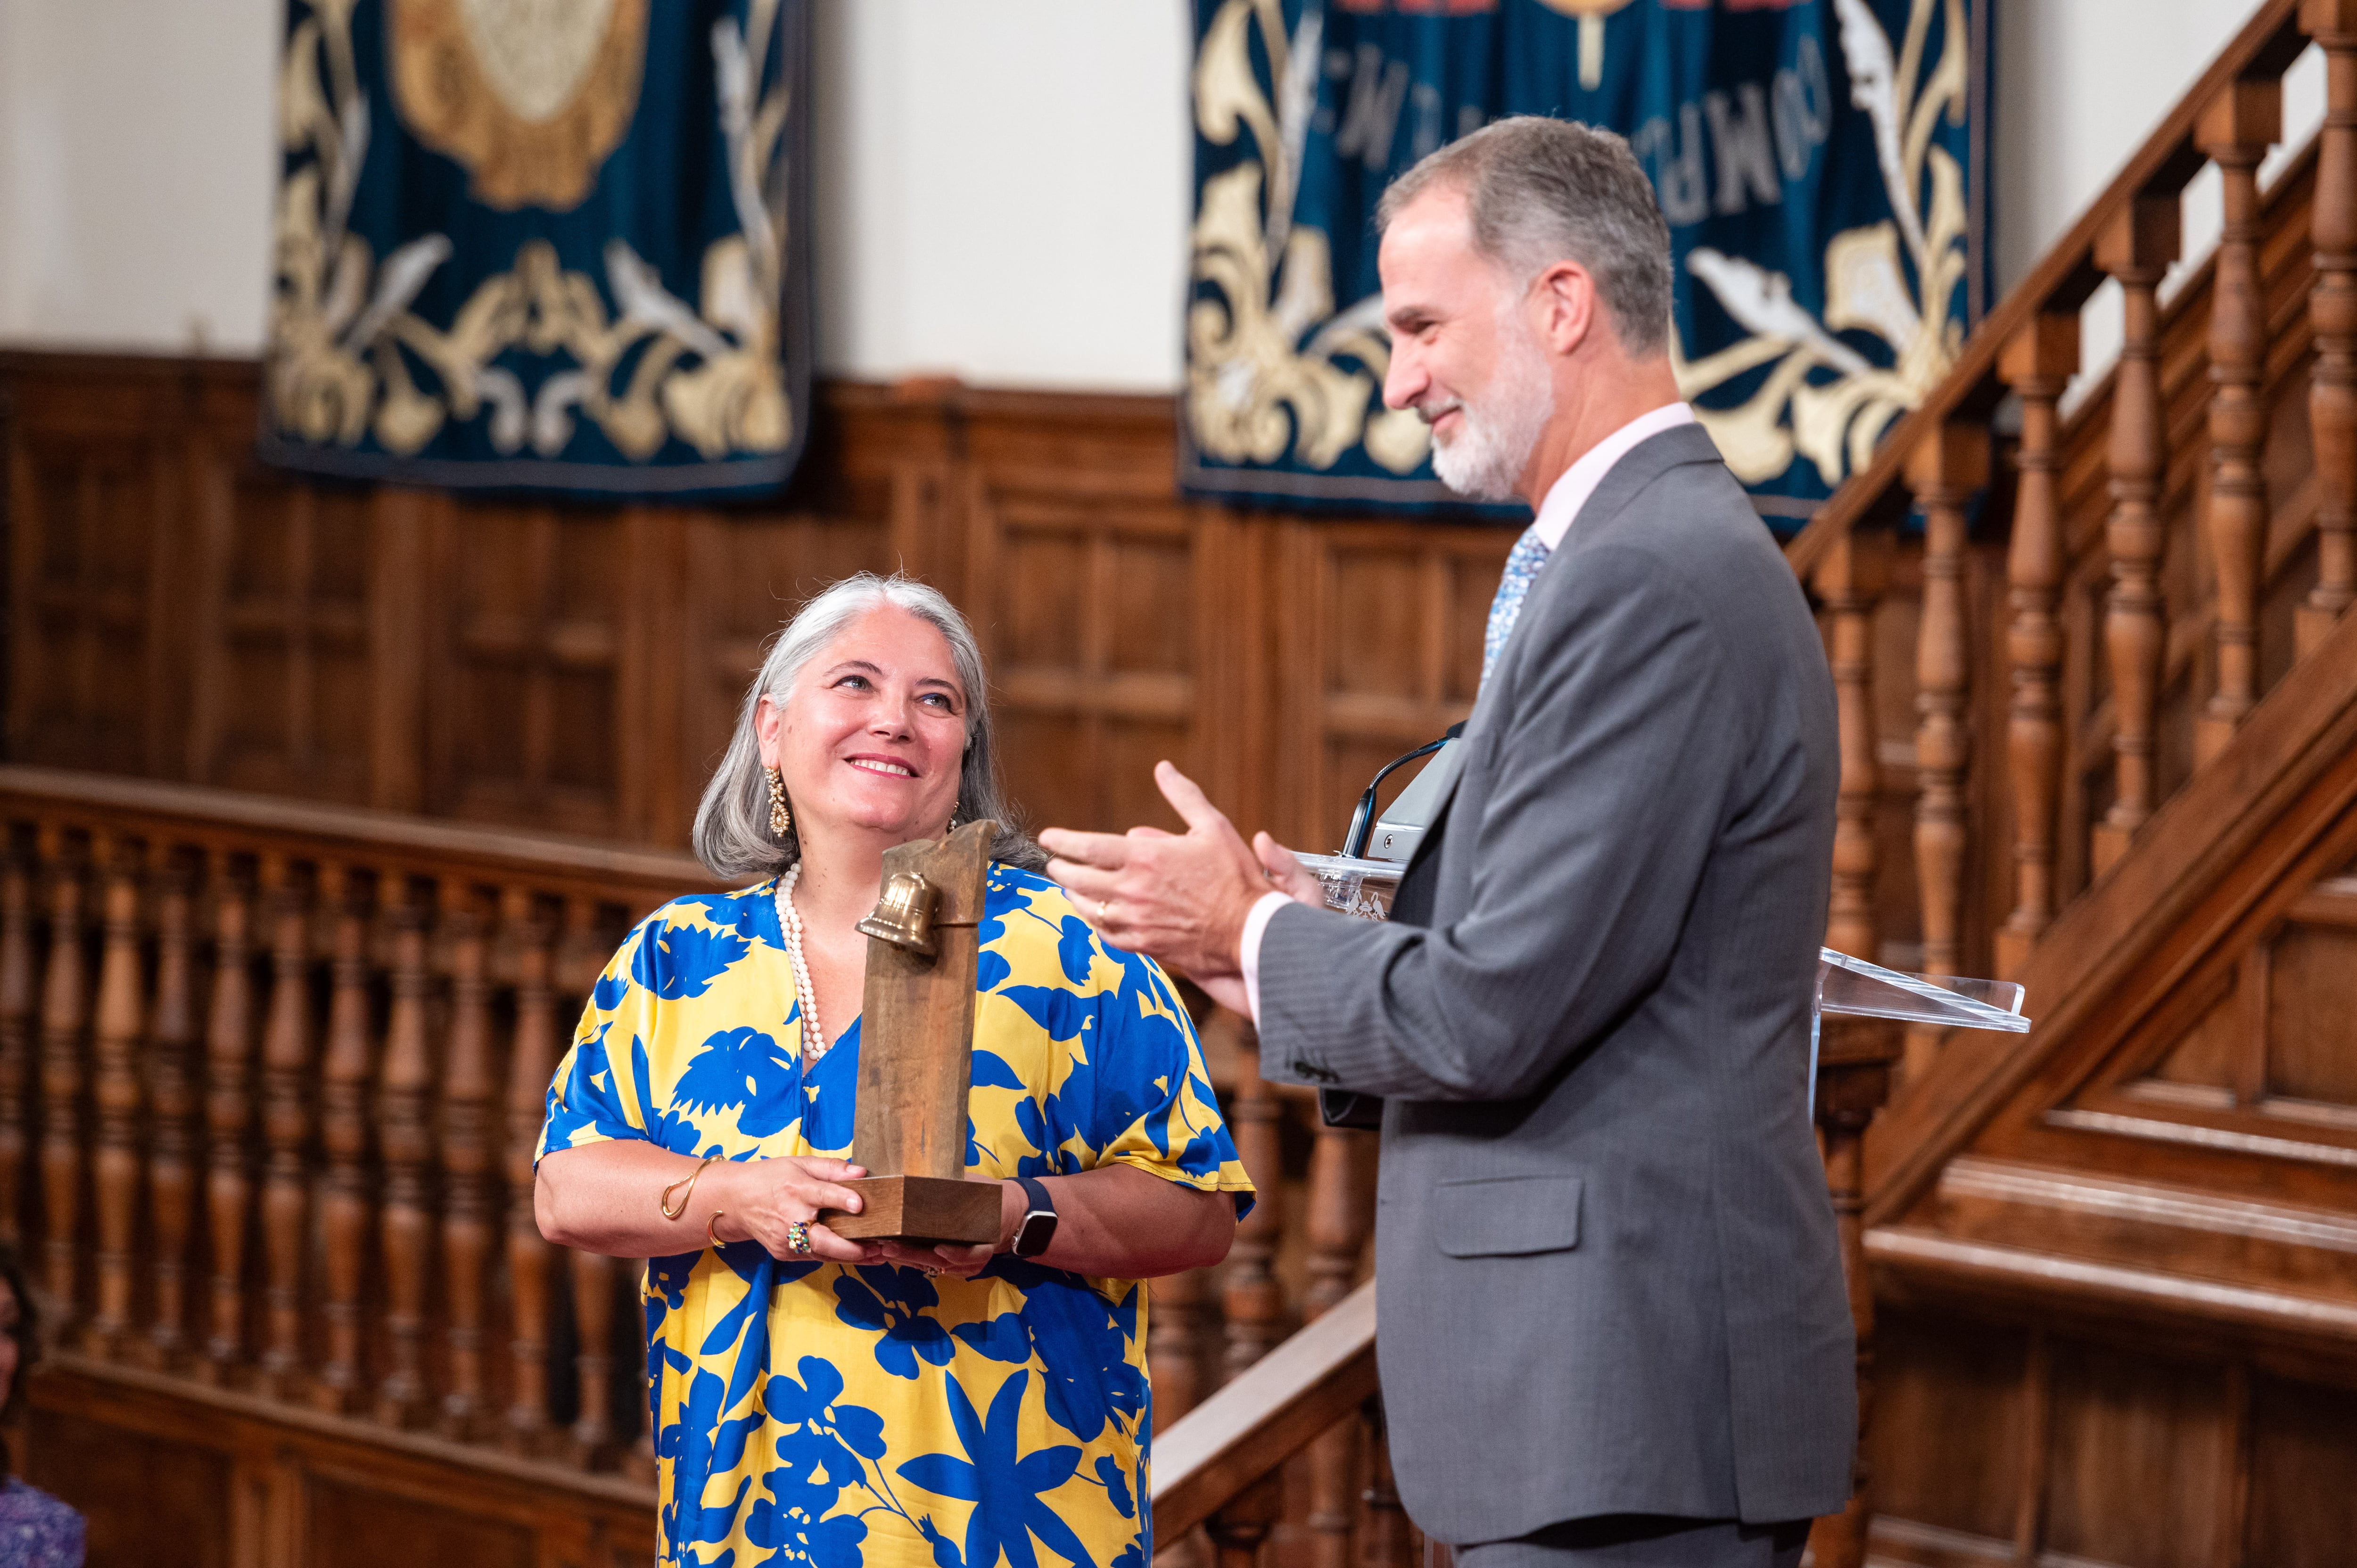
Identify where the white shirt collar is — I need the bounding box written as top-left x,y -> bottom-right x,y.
1528,402 -> 1697,551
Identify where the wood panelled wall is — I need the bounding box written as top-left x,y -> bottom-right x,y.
0,353 -> 1516,862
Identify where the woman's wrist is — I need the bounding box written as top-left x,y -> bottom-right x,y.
683,1154 -> 752,1233
994,1178 -> 1026,1253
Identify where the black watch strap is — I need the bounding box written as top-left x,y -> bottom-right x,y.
1011,1175 -> 1058,1257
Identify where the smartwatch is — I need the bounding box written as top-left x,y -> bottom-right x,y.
1010,1175 -> 1059,1258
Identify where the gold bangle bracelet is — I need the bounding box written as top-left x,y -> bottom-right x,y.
706,1209 -> 728,1249
659,1153 -> 720,1220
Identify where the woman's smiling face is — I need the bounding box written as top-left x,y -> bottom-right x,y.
758,604 -> 968,848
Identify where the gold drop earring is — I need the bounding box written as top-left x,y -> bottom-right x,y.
766,766 -> 791,838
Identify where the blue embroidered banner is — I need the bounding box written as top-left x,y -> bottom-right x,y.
1180,0 -> 1991,526
262,0 -> 810,499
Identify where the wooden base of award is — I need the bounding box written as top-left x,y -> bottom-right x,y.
824,1175 -> 1003,1245
813,820 -> 1004,1247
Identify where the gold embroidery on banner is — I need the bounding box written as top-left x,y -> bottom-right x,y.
1187,0 -> 1967,500
1187,0 -> 1430,477
389,0 -> 649,212
1672,0 -> 1968,488
269,0 -> 794,465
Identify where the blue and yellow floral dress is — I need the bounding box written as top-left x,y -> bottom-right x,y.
538,865 -> 1254,1568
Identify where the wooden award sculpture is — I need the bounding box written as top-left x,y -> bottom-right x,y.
814,819 -> 1004,1245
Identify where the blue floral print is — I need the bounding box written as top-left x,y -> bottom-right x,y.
537,866 -> 1254,1568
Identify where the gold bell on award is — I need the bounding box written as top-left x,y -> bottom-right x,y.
857,868 -> 941,957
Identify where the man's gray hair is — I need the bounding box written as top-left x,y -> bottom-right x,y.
1376,115 -> 1673,357
691,573 -> 1044,879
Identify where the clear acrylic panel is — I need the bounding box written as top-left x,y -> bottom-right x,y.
1815,947 -> 2028,1033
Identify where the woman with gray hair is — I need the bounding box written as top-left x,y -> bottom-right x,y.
533,572 -> 1251,1568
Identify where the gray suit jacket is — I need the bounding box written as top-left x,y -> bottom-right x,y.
1259,424 -> 1855,1543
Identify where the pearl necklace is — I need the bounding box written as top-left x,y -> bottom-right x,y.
775,863 -> 829,1066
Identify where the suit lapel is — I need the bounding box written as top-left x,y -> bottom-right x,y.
1410,423 -> 1728,846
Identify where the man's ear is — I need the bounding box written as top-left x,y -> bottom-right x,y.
1532,260 -> 1597,357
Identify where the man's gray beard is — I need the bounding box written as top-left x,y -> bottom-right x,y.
1428,323 -> 1556,502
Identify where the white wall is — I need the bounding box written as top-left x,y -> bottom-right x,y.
810,1 -> 1192,390
0,0 -> 2327,390
0,0 -> 279,354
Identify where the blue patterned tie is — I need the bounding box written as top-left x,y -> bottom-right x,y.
1481,524 -> 1552,687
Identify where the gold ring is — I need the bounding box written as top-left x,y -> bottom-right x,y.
786,1220 -> 812,1256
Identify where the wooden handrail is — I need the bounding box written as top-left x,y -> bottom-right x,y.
0,765 -> 714,897
1782,0 -> 2309,582
1151,1277 -> 1377,1540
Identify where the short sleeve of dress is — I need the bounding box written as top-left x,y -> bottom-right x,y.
536,919 -> 658,1163
1063,942 -> 1256,1216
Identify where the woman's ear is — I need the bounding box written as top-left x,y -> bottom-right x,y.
754,693 -> 786,770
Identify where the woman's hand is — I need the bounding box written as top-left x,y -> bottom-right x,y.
708,1156 -> 887,1266
871,1168 -> 1236,1280
871,1179 -> 1012,1279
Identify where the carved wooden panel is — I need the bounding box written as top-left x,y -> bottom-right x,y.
426,501 -> 637,838
1870,1309 -> 2357,1568
27,1403 -> 232,1568
308,1477 -> 535,1568
193,461 -> 373,805
1866,1309 -> 2026,1553
969,471 -> 1214,837
1273,520 -> 1510,854
2262,910 -> 2357,1109
3,373 -> 186,778
2055,846 -> 2357,1160
2246,1375 -> 2357,1568
2040,1343 -> 2231,1568
680,506 -> 896,826
28,1362 -> 656,1568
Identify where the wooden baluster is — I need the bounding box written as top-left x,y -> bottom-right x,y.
145,850 -> 198,1368
2200,82 -> 2284,764
1147,1266 -> 1212,1436
2304,0 -> 2357,649
570,1248 -> 618,1467
503,891 -> 558,1455
1907,427 -> 1989,1081
1222,1017 -> 1285,1378
89,833 -> 147,1358
439,885 -> 496,1439
1358,1401 -> 1412,1568
1996,317 -> 2081,979
0,838 -> 34,1248
1304,1122 -> 1373,1568
1908,428 -> 1990,977
315,863 -> 375,1412
2093,195 -> 2182,875
1806,1050 -> 1900,1568
256,856 -> 315,1398
378,885 -> 433,1428
560,895 -> 616,1469
37,827 -> 90,1328
1813,532 -> 1889,964
1206,1471 -> 1286,1568
203,853 -> 256,1381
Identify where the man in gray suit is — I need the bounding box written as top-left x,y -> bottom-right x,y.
1041,117 -> 1853,1566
